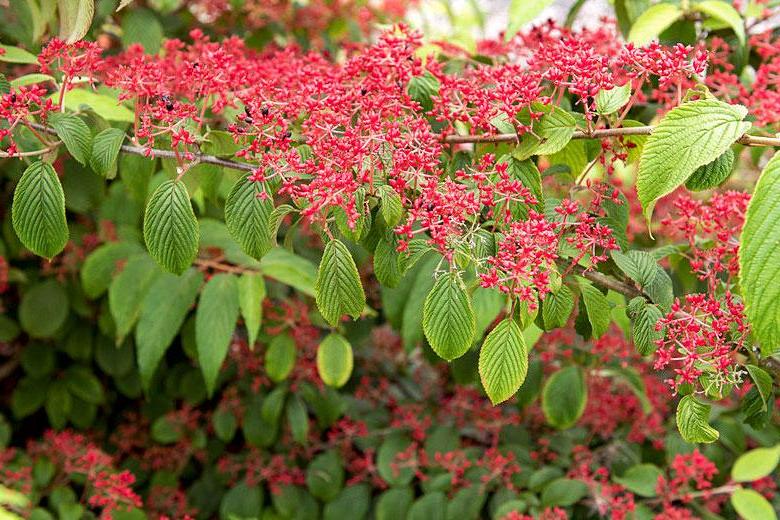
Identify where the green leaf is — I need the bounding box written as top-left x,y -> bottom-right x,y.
58,0 -> 95,42
637,99 -> 750,221
260,247 -> 317,296
196,273 -> 240,396
316,333 -> 353,388
59,89 -> 135,122
378,434 -> 415,486
407,72 -> 439,112
676,395 -> 719,443
12,161 -> 69,259
731,444 -> 780,482
306,450 -> 344,502
478,318 -> 528,405
578,280 -> 610,338
422,272 -> 476,361
89,128 -> 125,177
10,73 -> 55,88
64,366 -> 104,404
596,83 -> 631,115
378,185 -> 403,227
80,241 -> 141,299
628,3 -> 684,44
0,44 -> 37,64
541,284 -> 574,330
507,0 -> 553,40
541,478 -> 588,507
376,488 -> 414,520
266,335 -> 297,383
49,113 -> 92,165
694,1 -> 746,46
542,366 -> 587,429
143,180 -> 199,275
745,364 -> 773,410
286,395 -> 309,444
614,464 -> 663,497
612,250 -> 673,310
135,269 -> 203,390
632,302 -> 663,356
740,151 -> 780,355
374,232 -> 406,288
109,254 -> 161,343
534,106 -> 576,156
730,489 -> 777,520
238,272 -> 265,348
219,482 -> 263,520
202,130 -> 240,157
11,378 -> 48,418
685,148 -> 734,191
315,239 -> 366,326
45,380 -> 72,430
225,176 -> 274,260
19,280 -> 69,339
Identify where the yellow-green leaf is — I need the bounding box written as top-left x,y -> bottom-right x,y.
316,333 -> 353,388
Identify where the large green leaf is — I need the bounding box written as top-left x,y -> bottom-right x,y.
80,241 -> 142,298
224,176 -> 274,260
685,148 -> 734,191
730,489 -> 777,520
315,240 -> 365,326
143,180 -> 199,275
676,395 -> 719,443
740,151 -> 780,355
596,83 -> 631,115
89,127 -> 125,178
135,269 -> 203,389
109,254 -> 161,343
578,280 -> 610,338
238,272 -> 265,348
316,333 -> 353,388
49,112 -> 92,165
731,444 -> 780,483
12,161 -> 69,259
0,44 -> 37,64
542,366 -> 587,429
694,1 -> 745,46
422,272 -> 476,361
196,273 -> 240,396
19,280 -> 69,339
628,3 -> 683,44
478,318 -> 528,405
541,284 -> 574,330
637,99 -> 750,221
58,0 -> 95,42
59,88 -> 135,122
266,335 -> 297,382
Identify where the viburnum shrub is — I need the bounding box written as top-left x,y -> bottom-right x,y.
0,0 -> 779,518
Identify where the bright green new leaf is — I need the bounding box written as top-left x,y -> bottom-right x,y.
676,395 -> 719,443
730,489 -> 777,520
12,161 -> 69,259
266,335 -> 297,383
542,366 -> 587,429
478,318 -> 528,405
10,73 -> 55,88
49,112 -> 92,166
637,99 -> 750,221
316,333 -> 353,388
89,128 -> 125,177
740,151 -> 780,355
143,180 -> 199,275
731,444 -> 780,483
422,271 -> 476,361
596,83 -> 631,115
59,88 -> 135,122
135,269 -> 203,390
315,240 -> 365,326
58,0 -> 95,43
225,176 -> 274,260
238,272 -> 265,348
578,280 -> 611,338
0,44 -> 37,64
628,4 -> 683,44
694,1 -> 746,46
196,273 -> 240,396
506,0 -> 553,40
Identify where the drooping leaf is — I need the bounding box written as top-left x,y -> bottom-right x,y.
542,366 -> 587,429
266,335 -> 297,383
0,44 -> 38,64
315,240 -> 366,326
306,450 -> 345,502
109,254 -> 161,343
143,180 -> 199,275
631,302 -> 663,356
316,333 -> 353,388
373,232 -> 407,288
196,273 -> 240,396
694,0 -> 746,47
541,284 -> 575,330
135,269 -> 203,390
578,280 -> 611,338
628,3 -> 684,44
49,112 -> 92,165
676,395 -> 719,443
238,272 -> 265,348
745,364 -> 773,411
740,151 -> 780,355
58,0 -> 95,42
422,272 -> 476,361
636,99 -> 750,221
478,318 -> 528,405
12,161 -> 69,259
224,176 -> 274,260
89,128 -> 125,178
685,148 -> 734,191
614,464 -> 663,497
378,185 -> 403,227
58,88 -> 135,122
